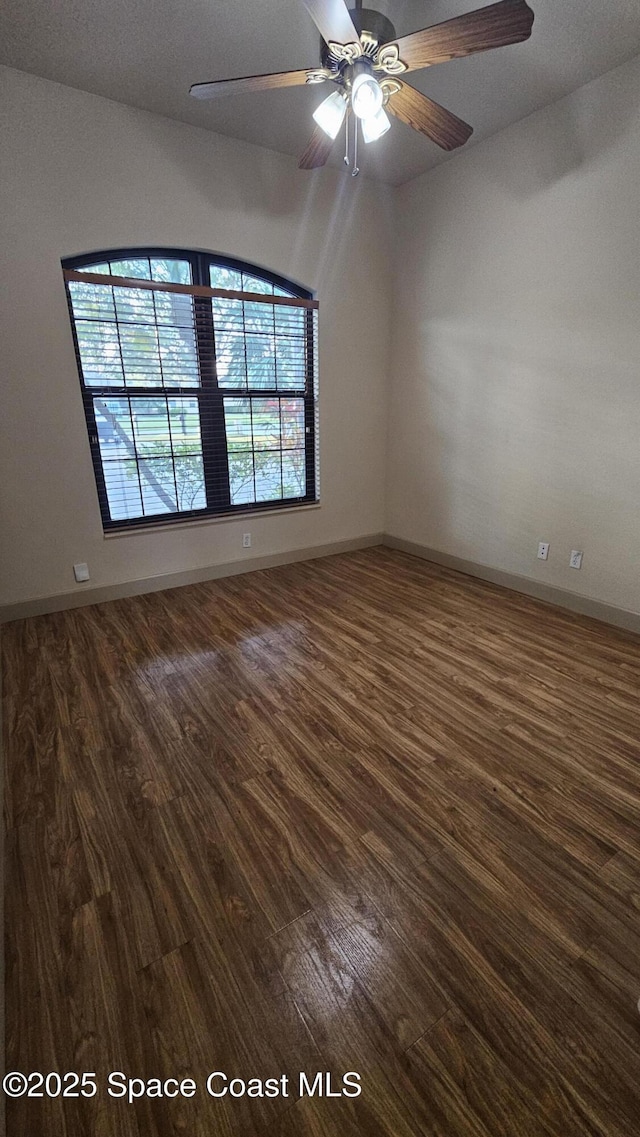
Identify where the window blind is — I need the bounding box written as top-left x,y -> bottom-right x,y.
63,265 -> 318,530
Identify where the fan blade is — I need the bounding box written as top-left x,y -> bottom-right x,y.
299,0 -> 360,47
299,124 -> 336,169
190,69 -> 315,100
388,84 -> 473,150
384,0 -> 534,73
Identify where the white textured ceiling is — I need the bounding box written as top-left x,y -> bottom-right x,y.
2,0 -> 640,184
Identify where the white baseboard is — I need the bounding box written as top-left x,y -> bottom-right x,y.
0,534 -> 384,623
2,532 -> 638,635
383,534 -> 640,635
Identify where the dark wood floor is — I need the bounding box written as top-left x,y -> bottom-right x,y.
3,546 -> 640,1136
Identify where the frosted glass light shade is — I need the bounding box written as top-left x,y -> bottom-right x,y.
351,72 -> 384,120
361,106 -> 391,143
313,90 -> 347,139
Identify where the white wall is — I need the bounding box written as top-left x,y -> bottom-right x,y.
387,55 -> 640,616
3,56 -> 640,618
0,67 -> 392,607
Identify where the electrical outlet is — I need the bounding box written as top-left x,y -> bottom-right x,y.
569,550 -> 583,569
242,533 -> 251,549
537,542 -> 549,561
73,562 -> 90,583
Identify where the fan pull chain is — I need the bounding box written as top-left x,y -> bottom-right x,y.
352,117 -> 359,177
341,110 -> 360,177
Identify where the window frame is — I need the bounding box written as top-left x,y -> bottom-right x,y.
62,247 -> 318,532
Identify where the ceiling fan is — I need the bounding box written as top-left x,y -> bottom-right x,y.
190,0 -> 534,173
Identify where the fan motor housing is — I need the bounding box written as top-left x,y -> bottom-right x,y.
320,7 -> 397,67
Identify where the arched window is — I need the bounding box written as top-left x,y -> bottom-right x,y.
62,248 -> 318,530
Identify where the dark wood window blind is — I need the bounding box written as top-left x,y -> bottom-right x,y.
62,250 -> 318,531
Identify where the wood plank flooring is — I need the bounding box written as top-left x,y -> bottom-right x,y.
3,545 -> 640,1136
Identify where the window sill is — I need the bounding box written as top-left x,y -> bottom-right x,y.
103,500 -> 321,539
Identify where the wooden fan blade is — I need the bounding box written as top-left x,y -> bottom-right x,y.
384,0 -> 534,73
299,124 -> 336,169
190,69 -> 315,100
388,84 -> 473,150
299,0 -> 360,47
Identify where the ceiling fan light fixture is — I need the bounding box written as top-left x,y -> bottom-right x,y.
312,89 -> 347,138
190,0 -> 535,170
361,106 -> 390,143
351,66 -> 384,120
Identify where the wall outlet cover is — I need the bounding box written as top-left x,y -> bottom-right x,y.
537,542 -> 549,561
570,550 -> 583,570
73,562 -> 90,582
242,533 -> 251,548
